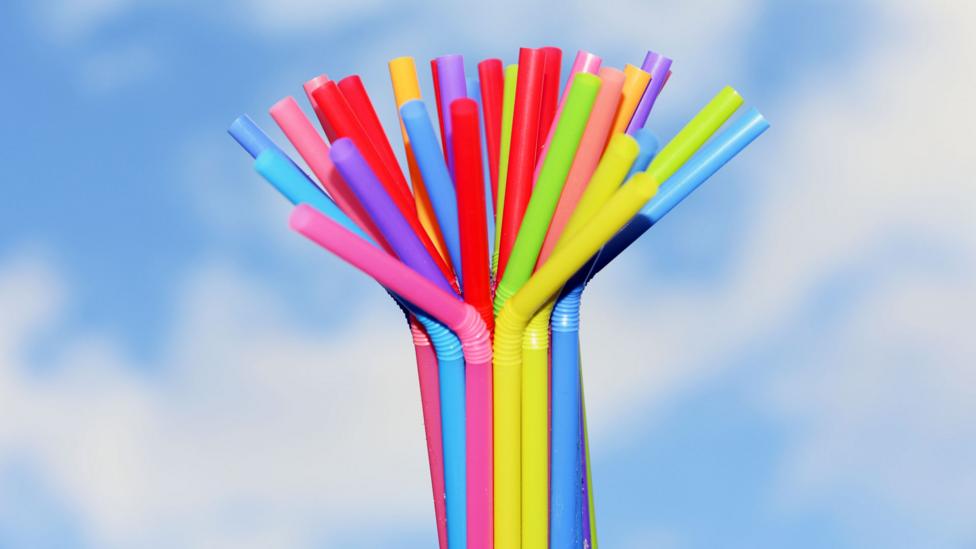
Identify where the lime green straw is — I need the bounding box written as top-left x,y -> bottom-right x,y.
493,72 -> 601,314
492,64 -> 519,277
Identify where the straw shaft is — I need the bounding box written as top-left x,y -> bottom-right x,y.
312,81 -> 458,289
268,98 -> 386,247
537,66 -> 625,265
389,56 -> 452,262
436,55 -> 467,174
491,64 -> 519,276
537,46 -> 563,155
451,99 -> 494,331
411,324 -> 450,549
534,50 -> 602,181
626,51 -> 673,134
303,74 -> 338,142
493,72 -> 601,314
401,100 -> 465,282
496,48 -> 545,281
610,65 -> 651,135
478,59 -> 504,208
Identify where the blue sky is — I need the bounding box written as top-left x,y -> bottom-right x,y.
1,0 -> 974,547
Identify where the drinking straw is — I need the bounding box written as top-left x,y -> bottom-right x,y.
289,205 -> 494,549
491,71 -> 600,548
478,59 -> 504,206
451,98 -> 494,332
303,74 -> 338,142
624,128 -> 661,180
496,48 -> 545,281
338,75 -> 410,199
430,59 -> 447,158
268,98 -> 387,248
534,50 -> 602,181
492,168 -> 661,548
537,46 -> 563,155
626,51 -> 673,134
329,138 -> 467,547
493,72 -> 602,315
388,57 -> 451,264
537,66 -> 625,266
228,114 -> 288,159
540,133 -> 637,548
401,100 -> 465,282
311,81 -> 459,290
411,324 -> 450,549
609,64 -> 651,136
491,64 -> 519,276
435,55 -> 467,174
583,392 -> 597,548
465,77 -> 495,256
239,142 -> 452,549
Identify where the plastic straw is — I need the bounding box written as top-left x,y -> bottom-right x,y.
289,205 -> 494,549
494,72 -> 601,312
411,325 -> 450,549
478,59 -> 504,207
537,66 -> 625,266
624,128 -> 661,180
537,46 -> 563,155
491,64 -> 519,276
534,50 -> 602,181
431,59 -> 448,158
311,81 -> 458,289
239,141 -> 452,549
451,98 -> 494,331
329,138 -> 468,547
626,51 -> 673,134
303,74 -> 338,142
401,100 -> 465,282
435,55 -> 468,174
496,48 -> 545,281
228,114 -> 288,159
388,57 -> 452,259
609,64 -> 651,135
268,98 -> 386,247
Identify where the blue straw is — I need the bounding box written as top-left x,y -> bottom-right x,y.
625,128 -> 660,180
401,100 -> 465,285
228,114 -> 286,159
551,108 -> 769,544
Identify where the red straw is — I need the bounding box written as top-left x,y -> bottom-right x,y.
311,81 -> 458,291
303,74 -> 338,142
430,59 -> 449,159
537,47 -> 563,156
338,75 -> 410,200
496,47 -> 545,280
478,59 -> 504,208
451,98 -> 494,331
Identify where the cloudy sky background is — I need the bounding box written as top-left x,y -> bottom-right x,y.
1,0 -> 974,547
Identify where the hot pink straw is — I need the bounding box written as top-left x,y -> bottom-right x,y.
533,50 -> 602,181
409,321 -> 449,549
537,66 -> 627,265
289,204 -> 494,549
269,97 -> 387,247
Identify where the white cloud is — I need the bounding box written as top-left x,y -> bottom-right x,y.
0,254 -> 433,547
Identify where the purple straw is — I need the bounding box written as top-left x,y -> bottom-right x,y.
435,54 -> 468,175
330,138 -> 458,296
625,51 -> 673,134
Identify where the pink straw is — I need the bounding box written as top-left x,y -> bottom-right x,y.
289,204 -> 494,549
302,75 -> 338,142
533,50 -> 602,181
409,321 -> 449,549
537,66 -> 626,265
269,97 -> 387,247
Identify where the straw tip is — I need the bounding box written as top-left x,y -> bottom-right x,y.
329,138 -> 358,163
288,203 -> 318,233
449,97 -> 478,116
303,74 -> 330,94
269,96 -> 297,115
400,99 -> 426,120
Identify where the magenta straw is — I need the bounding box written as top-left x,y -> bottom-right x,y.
625,51 -> 673,134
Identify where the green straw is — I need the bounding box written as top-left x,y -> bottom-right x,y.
493,72 -> 601,314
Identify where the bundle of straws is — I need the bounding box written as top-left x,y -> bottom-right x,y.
229,46 -> 768,549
